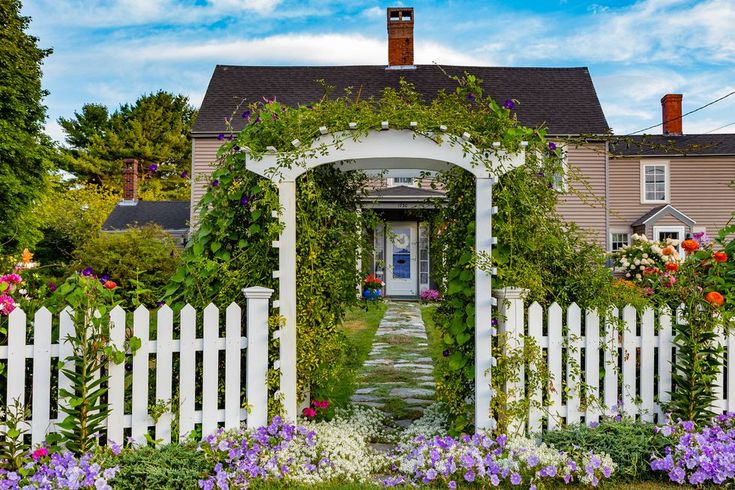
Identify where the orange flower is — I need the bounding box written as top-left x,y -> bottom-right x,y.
21,249 -> 33,264
714,251 -> 728,263
705,291 -> 725,307
103,280 -> 117,290
682,239 -> 700,253
661,246 -> 675,256
665,262 -> 679,272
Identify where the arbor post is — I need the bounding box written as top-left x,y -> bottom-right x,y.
277,179 -> 298,422
474,176 -> 496,431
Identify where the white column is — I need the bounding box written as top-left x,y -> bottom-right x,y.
277,180 -> 298,422
243,286 -> 274,429
493,287 -> 529,434
475,176 -> 495,431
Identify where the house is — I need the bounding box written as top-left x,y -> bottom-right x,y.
102,158 -> 190,245
190,7 -> 610,297
607,95 -> 735,253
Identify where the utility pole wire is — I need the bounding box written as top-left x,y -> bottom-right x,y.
626,90 -> 735,136
705,121 -> 735,134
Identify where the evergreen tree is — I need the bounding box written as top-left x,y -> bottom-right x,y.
59,91 -> 197,200
0,0 -> 54,252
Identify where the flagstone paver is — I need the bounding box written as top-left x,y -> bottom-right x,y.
351,301 -> 436,422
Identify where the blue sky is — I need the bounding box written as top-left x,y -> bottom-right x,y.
22,0 -> 735,143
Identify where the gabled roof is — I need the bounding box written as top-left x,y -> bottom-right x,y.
631,204 -> 696,227
364,185 -> 445,200
611,134 -> 735,157
102,201 -> 190,231
193,65 -> 609,136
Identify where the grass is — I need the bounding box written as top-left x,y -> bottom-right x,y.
420,303 -> 444,381
323,302 -> 387,408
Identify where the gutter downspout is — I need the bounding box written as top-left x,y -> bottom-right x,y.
604,140 -> 610,252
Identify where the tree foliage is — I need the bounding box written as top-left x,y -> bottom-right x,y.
0,0 -> 55,252
59,91 -> 197,200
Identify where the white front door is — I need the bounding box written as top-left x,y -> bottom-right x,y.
385,222 -> 418,296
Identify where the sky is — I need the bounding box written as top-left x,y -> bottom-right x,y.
21,0 -> 735,144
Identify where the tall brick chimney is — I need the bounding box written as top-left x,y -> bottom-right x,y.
122,158 -> 138,203
387,7 -> 414,67
661,94 -> 683,136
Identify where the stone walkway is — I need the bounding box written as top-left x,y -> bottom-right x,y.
351,302 -> 436,427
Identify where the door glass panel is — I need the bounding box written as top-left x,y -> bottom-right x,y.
391,227 -> 411,279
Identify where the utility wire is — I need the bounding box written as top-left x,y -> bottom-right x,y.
627,90 -> 735,135
705,121 -> 735,134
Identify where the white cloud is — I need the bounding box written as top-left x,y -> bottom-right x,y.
360,6 -> 383,20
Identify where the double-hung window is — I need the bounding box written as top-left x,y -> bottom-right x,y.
610,232 -> 630,252
641,161 -> 669,204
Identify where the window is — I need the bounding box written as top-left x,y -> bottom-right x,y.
610,232 -> 630,252
641,162 -> 669,203
653,226 -> 685,254
389,177 -> 415,186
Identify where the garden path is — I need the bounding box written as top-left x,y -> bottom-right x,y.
351,302 -> 436,427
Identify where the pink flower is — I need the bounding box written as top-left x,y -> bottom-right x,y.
31,447 -> 48,460
1,274 -> 22,285
312,400 -> 329,409
0,294 -> 15,315
302,407 -> 316,418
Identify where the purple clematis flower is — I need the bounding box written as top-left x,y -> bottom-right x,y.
503,99 -> 515,110
242,110 -> 251,121
211,179 -> 220,187
181,170 -> 188,178
217,133 -> 225,140
549,142 -> 557,151
148,164 -> 158,172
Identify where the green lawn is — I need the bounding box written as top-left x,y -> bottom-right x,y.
324,302 -> 387,408
420,303 -> 444,381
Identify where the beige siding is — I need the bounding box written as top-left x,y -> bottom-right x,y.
609,156 -> 735,240
556,143 -> 608,247
191,137 -> 226,225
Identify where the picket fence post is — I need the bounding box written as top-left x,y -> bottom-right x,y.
493,287 -> 528,434
243,286 -> 274,430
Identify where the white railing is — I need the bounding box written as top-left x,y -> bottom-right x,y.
0,286 -> 273,447
494,288 -> 735,433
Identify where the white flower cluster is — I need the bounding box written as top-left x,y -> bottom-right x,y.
398,403 -> 448,443
294,405 -> 390,483
617,234 -> 681,280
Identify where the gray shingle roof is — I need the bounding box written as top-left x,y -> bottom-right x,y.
631,204 -> 696,227
611,134 -> 735,157
193,65 -> 609,136
102,201 -> 190,231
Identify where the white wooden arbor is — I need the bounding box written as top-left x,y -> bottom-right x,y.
243,128 -> 527,431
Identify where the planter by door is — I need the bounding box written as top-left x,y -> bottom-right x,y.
386,222 -> 418,296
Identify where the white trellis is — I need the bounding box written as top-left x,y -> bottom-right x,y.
244,128 -> 526,430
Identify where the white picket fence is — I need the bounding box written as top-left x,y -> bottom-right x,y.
0,286 -> 273,447
495,288 -> 735,433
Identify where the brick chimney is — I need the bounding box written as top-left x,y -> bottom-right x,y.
122,158 -> 138,203
387,7 -> 414,67
661,94 -> 683,136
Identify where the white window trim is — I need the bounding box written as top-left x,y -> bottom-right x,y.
609,229 -> 631,252
640,160 -> 670,204
388,176 -> 417,187
653,225 -> 685,255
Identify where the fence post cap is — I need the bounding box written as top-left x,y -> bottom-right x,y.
492,287 -> 529,300
242,286 -> 275,299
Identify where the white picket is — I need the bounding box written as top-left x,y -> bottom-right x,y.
179,305 -> 196,441
131,306 -> 150,446
225,303 -> 242,430
7,309 -> 26,411
57,307 -> 75,426
107,306 -> 126,445
622,305 -> 637,416
155,306 -> 174,444
584,308 -> 601,424
202,304 -> 219,437
547,303 -> 563,430
713,327 -> 726,413
527,302 -> 544,434
31,308 -> 52,446
658,308 -> 673,421
566,303 -> 582,425
603,307 -> 619,418
640,308 -> 655,422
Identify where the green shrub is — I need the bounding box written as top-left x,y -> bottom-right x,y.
110,443 -> 209,490
72,224 -> 180,307
541,420 -> 669,482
